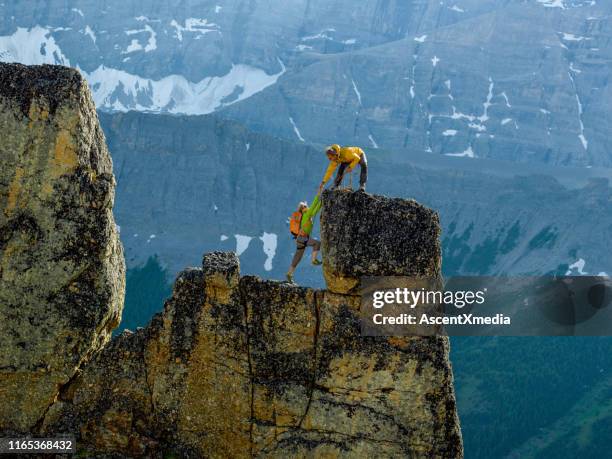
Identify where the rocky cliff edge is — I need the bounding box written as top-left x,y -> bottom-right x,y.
0,63 -> 125,434
0,63 -> 462,458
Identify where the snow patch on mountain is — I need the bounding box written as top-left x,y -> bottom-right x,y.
469,122 -> 487,132
501,91 -> 511,107
289,117 -> 305,142
231,232 -> 278,271
170,18 -> 219,41
83,25 -> 96,44
260,232 -> 278,271
0,26 -> 70,66
569,62 -> 582,73
299,28 -> 358,47
479,78 -> 494,123
0,26 -> 285,114
536,0 -> 566,8
86,63 -> 285,113
124,24 -> 157,53
0,26 -> 286,114
565,258 -> 609,276
561,32 -> 588,41
124,40 -> 142,54
351,79 -> 362,105
302,29 -> 336,41
446,146 -> 476,158
235,235 -> 253,256
567,70 -> 588,150
566,258 -> 586,275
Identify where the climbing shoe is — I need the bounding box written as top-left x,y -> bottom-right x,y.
312,259 -> 322,266
286,272 -> 295,283
358,185 -> 366,192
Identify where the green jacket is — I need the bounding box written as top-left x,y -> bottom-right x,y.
300,194 -> 322,236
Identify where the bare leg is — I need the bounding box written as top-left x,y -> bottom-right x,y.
310,239 -> 322,265
287,241 -> 306,282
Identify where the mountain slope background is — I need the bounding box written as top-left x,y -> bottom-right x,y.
2,1 -> 612,458
100,110 -> 612,283
101,110 -> 612,458
1,0 -> 612,164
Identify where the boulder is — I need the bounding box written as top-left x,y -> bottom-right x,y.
0,63 -> 125,433
321,189 -> 442,294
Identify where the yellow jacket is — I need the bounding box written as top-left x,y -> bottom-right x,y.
322,146 -> 364,184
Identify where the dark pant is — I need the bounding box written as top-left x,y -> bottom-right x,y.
290,236 -> 321,269
333,153 -> 368,188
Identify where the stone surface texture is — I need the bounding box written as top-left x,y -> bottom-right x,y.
0,62 -> 461,457
38,191 -> 461,457
0,62 -> 124,433
321,189 -> 442,294
42,251 -> 462,458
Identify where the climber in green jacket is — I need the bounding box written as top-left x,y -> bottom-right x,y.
286,194 -> 323,283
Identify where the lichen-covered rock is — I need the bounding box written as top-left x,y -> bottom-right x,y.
0,63 -> 125,433
42,252 -> 462,458
0,63 -> 461,457
321,189 -> 442,294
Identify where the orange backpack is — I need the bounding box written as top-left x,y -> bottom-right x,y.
289,211 -> 302,238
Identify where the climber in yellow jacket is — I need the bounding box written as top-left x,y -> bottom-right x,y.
318,144 -> 368,193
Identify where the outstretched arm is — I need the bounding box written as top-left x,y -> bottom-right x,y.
302,195 -> 323,226
302,195 -> 319,220
301,195 -> 322,234
311,194 -> 322,217
320,161 -> 338,192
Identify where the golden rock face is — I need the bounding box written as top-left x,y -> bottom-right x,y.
0,63 -> 125,434
0,63 -> 461,457
42,253 -> 462,458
